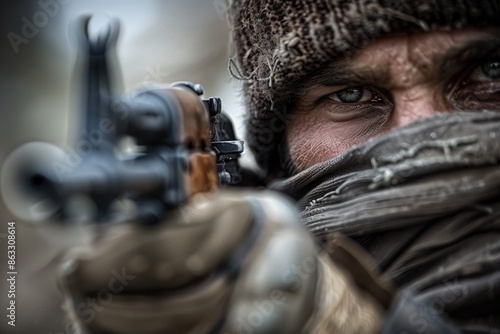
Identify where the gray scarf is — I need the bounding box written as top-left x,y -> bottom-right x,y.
271,111 -> 500,332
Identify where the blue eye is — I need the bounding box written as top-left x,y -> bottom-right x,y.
469,59 -> 500,81
330,87 -> 375,103
481,60 -> 500,79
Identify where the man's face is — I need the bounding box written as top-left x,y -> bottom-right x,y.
287,28 -> 500,171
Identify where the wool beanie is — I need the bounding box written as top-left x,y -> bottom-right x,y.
227,0 -> 500,177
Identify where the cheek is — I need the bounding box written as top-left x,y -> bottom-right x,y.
287,113 -> 390,171
287,125 -> 342,171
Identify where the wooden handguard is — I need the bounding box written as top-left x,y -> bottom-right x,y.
168,86 -> 218,196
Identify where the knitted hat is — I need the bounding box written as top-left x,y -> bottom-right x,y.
227,0 -> 500,177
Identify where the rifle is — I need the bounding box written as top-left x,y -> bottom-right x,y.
0,16 -> 324,334
3,16 -> 244,224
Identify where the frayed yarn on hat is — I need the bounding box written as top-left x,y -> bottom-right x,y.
228,0 -> 500,176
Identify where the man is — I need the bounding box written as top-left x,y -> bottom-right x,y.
229,0 -> 500,332
62,1 -> 500,333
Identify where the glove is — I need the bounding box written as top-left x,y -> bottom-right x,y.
58,190 -> 386,334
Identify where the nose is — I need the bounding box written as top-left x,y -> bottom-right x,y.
389,87 -> 447,128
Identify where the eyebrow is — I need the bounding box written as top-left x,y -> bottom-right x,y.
440,38 -> 500,78
299,36 -> 500,90
299,60 -> 390,88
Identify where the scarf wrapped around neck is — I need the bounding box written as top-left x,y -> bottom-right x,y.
271,111 -> 500,332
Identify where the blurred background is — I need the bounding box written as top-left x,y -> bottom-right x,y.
0,1 -> 245,332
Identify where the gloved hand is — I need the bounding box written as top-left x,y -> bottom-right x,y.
58,190 -> 385,334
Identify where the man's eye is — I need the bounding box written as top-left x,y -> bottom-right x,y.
447,57 -> 500,111
469,59 -> 500,81
330,87 -> 375,103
